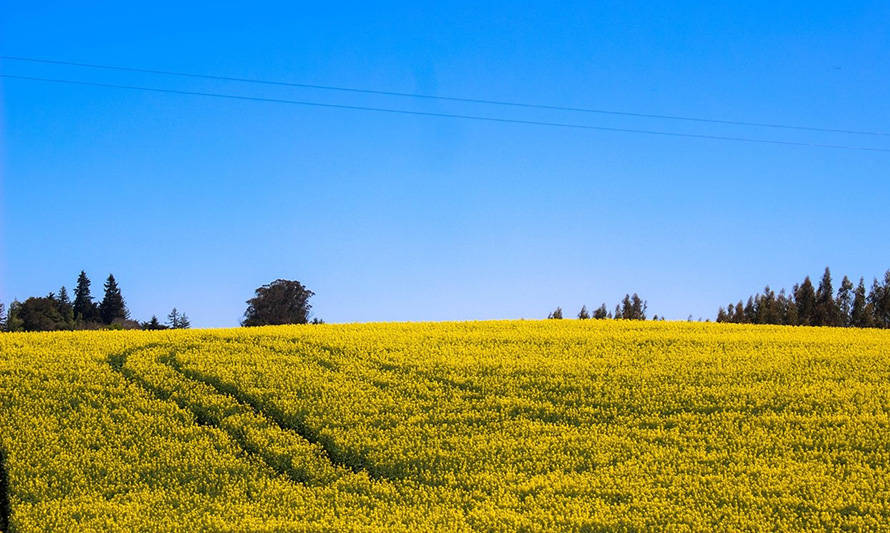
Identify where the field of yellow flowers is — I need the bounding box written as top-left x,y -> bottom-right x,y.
1,320 -> 889,531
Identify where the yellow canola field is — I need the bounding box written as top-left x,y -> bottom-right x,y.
0,320 -> 889,531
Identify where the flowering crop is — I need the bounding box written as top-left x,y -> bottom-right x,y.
1,320 -> 889,531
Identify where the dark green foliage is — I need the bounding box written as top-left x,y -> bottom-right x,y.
870,271 -> 890,329
167,308 -> 190,329
141,315 -> 168,330
617,294 -> 647,320
73,271 -> 99,322
717,267 -> 890,328
577,305 -> 589,320
836,276 -> 854,327
15,297 -> 67,331
814,268 -> 841,327
242,279 -> 315,327
0,302 -> 6,331
99,274 -> 129,324
850,278 -> 870,328
592,304 -> 608,319
795,277 -> 817,326
547,307 -> 563,319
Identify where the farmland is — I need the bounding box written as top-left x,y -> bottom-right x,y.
1,320 -> 889,531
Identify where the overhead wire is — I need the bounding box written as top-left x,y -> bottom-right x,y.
1,73 -> 888,153
2,54 -> 887,138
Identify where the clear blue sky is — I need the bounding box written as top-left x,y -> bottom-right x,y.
2,1 -> 888,327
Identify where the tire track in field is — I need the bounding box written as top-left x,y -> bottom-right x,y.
108,345 -> 388,483
161,354 -> 388,480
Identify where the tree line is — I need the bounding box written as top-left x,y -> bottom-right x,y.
549,293 -> 654,321
0,271 -> 189,332
716,267 -> 890,328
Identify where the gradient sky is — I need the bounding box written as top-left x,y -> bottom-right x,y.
2,1 -> 889,327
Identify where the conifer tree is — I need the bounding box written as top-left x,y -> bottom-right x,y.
547,307 -> 563,319
99,274 -> 128,324
836,276 -> 854,327
814,267 -> 840,326
851,278 -> 870,328
593,304 -> 608,319
577,305 -> 589,320
73,271 -> 97,322
871,271 -> 890,328
734,301 -> 745,323
794,277 -> 816,326
56,286 -> 75,328
0,302 -> 5,331
743,297 -> 756,323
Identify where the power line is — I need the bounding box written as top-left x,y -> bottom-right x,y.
2,54 -> 887,138
2,73 -> 889,153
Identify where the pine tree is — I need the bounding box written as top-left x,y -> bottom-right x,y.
178,313 -> 190,329
99,274 -> 128,324
851,278 -> 870,328
142,315 -> 166,330
814,267 -> 840,326
716,307 -> 727,322
168,308 -> 181,328
630,294 -> 647,320
592,304 -> 608,319
867,278 -> 883,328
547,307 -> 563,319
778,290 -> 797,326
794,277 -> 816,326
734,301 -> 746,323
56,286 -> 75,328
73,271 -> 97,322
758,286 -> 781,324
0,302 -> 6,331
577,305 -> 589,320
743,297 -> 756,323
836,276 -> 854,327
872,271 -> 890,328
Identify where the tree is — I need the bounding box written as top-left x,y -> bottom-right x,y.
851,278 -> 870,328
779,290 -> 798,326
577,305 -> 589,320
794,277 -> 816,326
99,274 -> 128,324
56,286 -> 75,329
167,308 -> 190,329
592,304 -> 608,319
716,307 -> 728,323
242,279 -> 315,327
871,271 -> 890,328
547,307 -> 563,319
836,276 -> 854,327
5,301 -> 23,332
73,271 -> 98,322
757,286 -> 781,324
617,294 -> 647,320
734,301 -> 746,323
141,315 -> 167,330
0,302 -> 6,331
743,297 -> 756,323
16,297 -> 67,331
814,267 -> 840,326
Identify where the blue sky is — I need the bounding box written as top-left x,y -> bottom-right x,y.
2,1 -> 889,327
